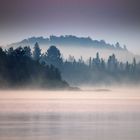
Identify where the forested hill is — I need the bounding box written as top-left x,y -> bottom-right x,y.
0,47 -> 69,89
10,35 -> 127,50
1,43 -> 140,88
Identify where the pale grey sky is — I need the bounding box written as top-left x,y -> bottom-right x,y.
0,0 -> 140,54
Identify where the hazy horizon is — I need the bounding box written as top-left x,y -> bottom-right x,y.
1,34 -> 140,56
0,0 -> 140,55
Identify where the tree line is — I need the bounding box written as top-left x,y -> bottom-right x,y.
0,42 -> 139,88
0,44 -> 68,89
35,43 -> 140,86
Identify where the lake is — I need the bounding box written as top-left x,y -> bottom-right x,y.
0,88 -> 140,140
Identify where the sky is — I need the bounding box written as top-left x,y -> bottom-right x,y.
0,0 -> 140,54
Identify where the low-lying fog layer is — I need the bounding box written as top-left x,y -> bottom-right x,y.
40,46 -> 139,62
0,88 -> 140,140
0,87 -> 140,112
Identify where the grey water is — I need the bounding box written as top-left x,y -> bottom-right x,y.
0,89 -> 140,140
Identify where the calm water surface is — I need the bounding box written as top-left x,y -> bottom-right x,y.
0,89 -> 140,140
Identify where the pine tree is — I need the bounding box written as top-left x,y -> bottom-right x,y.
33,42 -> 41,61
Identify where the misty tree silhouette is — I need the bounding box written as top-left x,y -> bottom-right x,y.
33,42 -> 41,61
45,45 -> 63,68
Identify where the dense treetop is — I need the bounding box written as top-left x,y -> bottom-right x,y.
0,45 -> 68,89
0,42 -> 140,88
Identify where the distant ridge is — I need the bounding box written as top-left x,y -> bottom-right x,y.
9,35 -> 127,51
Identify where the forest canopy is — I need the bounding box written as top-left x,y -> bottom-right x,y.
0,45 -> 69,89
0,42 -> 140,88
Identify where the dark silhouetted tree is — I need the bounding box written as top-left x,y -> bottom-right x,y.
23,46 -> 32,58
92,52 -> 101,70
45,45 -> 63,68
107,54 -> 118,72
33,42 -> 41,61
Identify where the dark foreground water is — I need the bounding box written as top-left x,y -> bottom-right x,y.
0,89 -> 140,140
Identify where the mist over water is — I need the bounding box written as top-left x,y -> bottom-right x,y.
0,88 -> 140,140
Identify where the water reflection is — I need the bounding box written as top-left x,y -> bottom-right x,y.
0,90 -> 140,140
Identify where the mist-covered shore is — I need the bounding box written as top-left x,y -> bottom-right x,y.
0,43 -> 140,90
